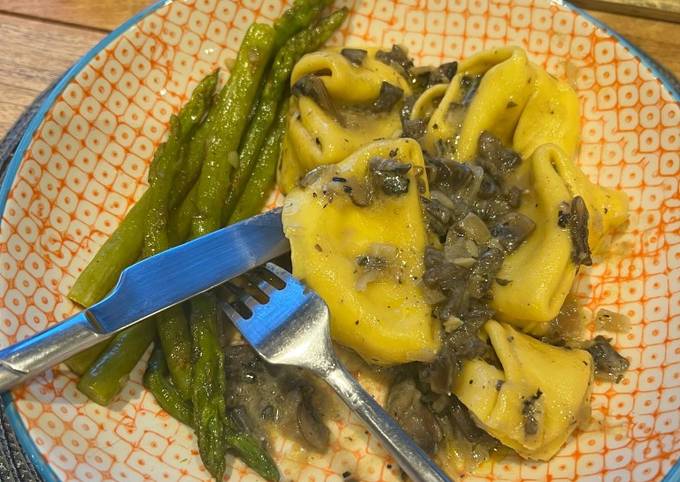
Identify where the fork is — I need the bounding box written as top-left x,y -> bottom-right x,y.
219,263 -> 451,482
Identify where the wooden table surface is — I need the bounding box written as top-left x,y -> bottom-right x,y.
0,1 -> 678,138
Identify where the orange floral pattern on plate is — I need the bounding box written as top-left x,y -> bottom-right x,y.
0,1 -> 678,481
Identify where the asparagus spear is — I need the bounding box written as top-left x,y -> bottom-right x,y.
189,23 -> 276,481
271,0 -> 332,49
77,320 -> 156,406
222,8 -> 348,223
225,419 -> 280,482
168,183 -> 197,246
74,72 -> 218,402
144,346 -> 193,426
228,98 -> 289,224
191,25 -> 276,237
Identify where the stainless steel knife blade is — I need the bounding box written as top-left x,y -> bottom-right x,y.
91,208 -> 289,332
0,208 -> 289,391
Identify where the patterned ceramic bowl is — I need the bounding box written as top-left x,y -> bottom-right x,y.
0,1 -> 678,481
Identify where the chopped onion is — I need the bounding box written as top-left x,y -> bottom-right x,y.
465,239 -> 480,258
458,212 -> 491,243
459,165 -> 484,201
421,285 -> 447,305
443,315 -> 463,333
299,166 -> 328,188
595,309 -> 631,333
367,242 -> 399,260
355,269 -> 380,292
453,257 -> 477,269
430,190 -> 456,210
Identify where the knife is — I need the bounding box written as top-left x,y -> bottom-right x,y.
0,209 -> 289,392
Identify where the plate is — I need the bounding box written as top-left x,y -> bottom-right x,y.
0,1 -> 678,481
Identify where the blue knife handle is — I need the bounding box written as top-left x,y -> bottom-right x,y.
0,311 -> 105,392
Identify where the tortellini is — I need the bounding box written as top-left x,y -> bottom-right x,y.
279,48 -> 412,193
492,144 -> 629,331
411,47 -> 628,328
453,321 -> 593,461
416,47 -> 581,162
282,139 -> 440,365
491,145 -> 578,332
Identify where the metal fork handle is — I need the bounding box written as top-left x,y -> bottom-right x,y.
322,362 -> 452,482
0,311 -> 105,392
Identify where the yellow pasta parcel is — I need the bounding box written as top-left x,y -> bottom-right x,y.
491,144 -> 577,332
453,321 -> 593,461
280,48 -> 412,193
282,139 -> 440,365
417,46 -> 583,166
420,47 -> 534,159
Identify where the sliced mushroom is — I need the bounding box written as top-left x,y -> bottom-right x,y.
467,247 -> 504,299
439,61 -> 458,81
340,48 -> 367,66
375,44 -> 414,77
291,75 -> 342,123
297,398 -> 330,452
521,389 -> 544,437
402,118 -> 427,139
449,396 -> 487,443
425,157 -> 475,194
460,75 -> 481,105
585,336 -> 629,383
368,157 -> 411,196
477,131 -> 522,181
421,197 -> 453,237
386,378 -> 442,454
491,212 -> 536,253
372,81 -> 404,113
569,196 -> 592,266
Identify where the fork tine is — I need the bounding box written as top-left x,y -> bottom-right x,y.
218,298 -> 245,324
216,263 -> 450,482
218,283 -> 252,318
262,262 -> 294,284
233,273 -> 270,303
253,265 -> 286,290
225,280 -> 261,314
243,271 -> 276,297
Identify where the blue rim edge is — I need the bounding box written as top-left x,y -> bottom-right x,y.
0,1 -> 168,480
562,1 -> 680,102
0,1 -> 678,481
